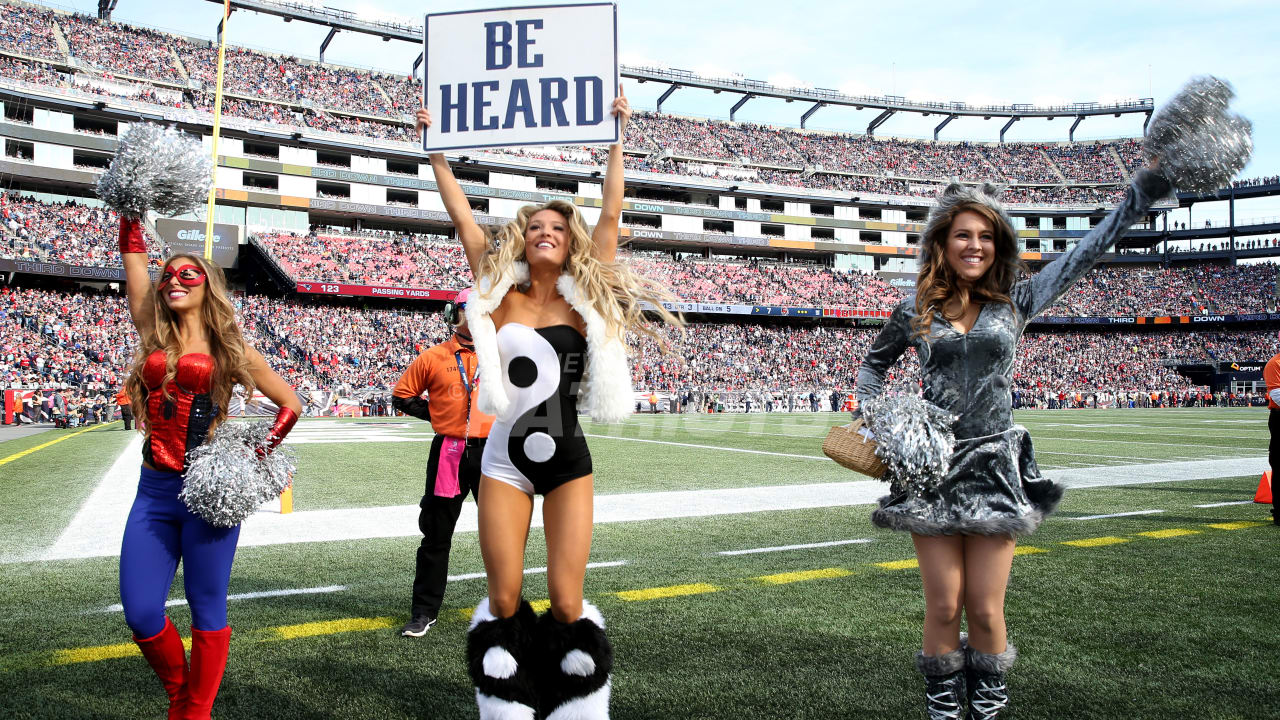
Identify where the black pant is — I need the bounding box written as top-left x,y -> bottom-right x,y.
411,434 -> 485,618
120,405 -> 133,431
1270,411 -> 1280,513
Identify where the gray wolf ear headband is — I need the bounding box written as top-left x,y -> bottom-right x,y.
918,181 -> 1017,267
442,286 -> 473,326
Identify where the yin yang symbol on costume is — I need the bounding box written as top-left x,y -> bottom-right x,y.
490,323 -> 591,487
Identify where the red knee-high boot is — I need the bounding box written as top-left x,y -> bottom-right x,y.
183,626 -> 231,720
133,617 -> 189,719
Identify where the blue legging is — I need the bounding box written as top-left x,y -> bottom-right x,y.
119,467 -> 241,638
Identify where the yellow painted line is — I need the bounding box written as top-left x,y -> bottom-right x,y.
52,636 -> 190,666
270,616 -> 395,640
876,558 -> 919,571
615,583 -> 718,602
1061,536 -> 1129,548
529,599 -> 552,613
1013,545 -> 1049,555
755,568 -> 853,585
1206,521 -> 1265,531
0,422 -> 116,467
1138,529 -> 1201,539
453,608 -> 474,622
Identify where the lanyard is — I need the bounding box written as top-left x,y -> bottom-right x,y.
455,350 -> 478,437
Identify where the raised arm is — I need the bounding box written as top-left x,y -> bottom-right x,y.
119,216 -> 155,339
591,85 -> 631,263
1011,167 -> 1171,321
417,108 -> 488,278
854,299 -> 913,415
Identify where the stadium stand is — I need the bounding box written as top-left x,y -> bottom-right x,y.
0,193 -> 166,268
4,194 -> 1277,316
2,3 -> 1278,416
6,286 -> 1280,405
0,6 -> 1158,203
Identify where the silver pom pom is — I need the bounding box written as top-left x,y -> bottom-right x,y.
180,421 -> 297,528
97,123 -> 214,218
1143,76 -> 1253,193
862,395 -> 957,494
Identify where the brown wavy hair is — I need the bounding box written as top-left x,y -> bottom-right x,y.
125,253 -> 255,435
478,199 -> 682,342
911,202 -> 1024,339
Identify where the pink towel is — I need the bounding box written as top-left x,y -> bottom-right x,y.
434,437 -> 465,497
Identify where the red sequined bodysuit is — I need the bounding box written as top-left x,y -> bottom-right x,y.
141,350 -> 217,472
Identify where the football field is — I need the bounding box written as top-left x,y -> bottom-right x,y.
1,408 -> 1276,719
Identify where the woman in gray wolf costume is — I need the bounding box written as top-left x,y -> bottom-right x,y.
854,78 -> 1250,719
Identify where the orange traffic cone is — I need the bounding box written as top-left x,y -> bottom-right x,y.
1255,470 -> 1273,504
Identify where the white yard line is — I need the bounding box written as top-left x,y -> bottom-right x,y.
1194,500 -> 1257,508
42,434 -> 144,563
447,560 -> 627,582
717,539 -> 874,556
1069,509 -> 1165,521
95,584 -> 347,613
1034,436 -> 1259,450
1033,450 -> 1202,462
32,429 -> 1269,563
584,434 -> 828,460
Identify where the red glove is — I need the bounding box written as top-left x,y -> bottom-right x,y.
258,406 -> 298,457
118,217 -> 147,255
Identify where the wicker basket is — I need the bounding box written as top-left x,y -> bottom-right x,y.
822,418 -> 888,479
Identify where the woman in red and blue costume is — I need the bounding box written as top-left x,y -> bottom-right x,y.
117,216 -> 302,719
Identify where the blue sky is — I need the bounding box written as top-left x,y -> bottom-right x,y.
52,0 -> 1280,220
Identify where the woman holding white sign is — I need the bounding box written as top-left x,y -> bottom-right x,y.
417,87 -> 678,720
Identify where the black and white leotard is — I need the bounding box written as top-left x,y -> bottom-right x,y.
481,322 -> 593,495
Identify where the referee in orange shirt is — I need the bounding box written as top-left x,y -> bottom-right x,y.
1266,345 -> 1280,525
393,288 -> 495,636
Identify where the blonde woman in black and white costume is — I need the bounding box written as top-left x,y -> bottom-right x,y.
853,79 -> 1250,719
416,87 -> 679,719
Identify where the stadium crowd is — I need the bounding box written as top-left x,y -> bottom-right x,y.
7,285 -> 1280,417
0,6 -> 1164,204
249,234 -> 1280,316
0,193 -> 166,268
0,7 -> 1274,207
2,191 -> 1276,316
1,285 -> 135,396
0,3 -> 63,62
256,231 -> 469,289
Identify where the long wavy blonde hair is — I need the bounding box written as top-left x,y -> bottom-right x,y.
912,201 -> 1024,340
478,200 -> 682,341
125,253 -> 255,433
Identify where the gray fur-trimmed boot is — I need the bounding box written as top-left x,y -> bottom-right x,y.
466,598 -> 539,720
916,647 -> 967,720
964,644 -> 1016,720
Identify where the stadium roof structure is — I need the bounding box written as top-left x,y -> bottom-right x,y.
204,0 -> 1154,142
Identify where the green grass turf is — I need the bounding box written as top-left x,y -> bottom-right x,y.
0,423 -> 132,563
286,408 -> 1269,509
0,408 -> 1276,718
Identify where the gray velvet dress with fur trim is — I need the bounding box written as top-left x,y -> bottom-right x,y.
856,169 -> 1172,536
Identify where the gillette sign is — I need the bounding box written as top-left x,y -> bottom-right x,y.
155,219 -> 241,268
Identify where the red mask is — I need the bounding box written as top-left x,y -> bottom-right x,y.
159,264 -> 207,290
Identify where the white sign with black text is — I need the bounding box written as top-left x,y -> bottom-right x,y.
422,3 -> 619,152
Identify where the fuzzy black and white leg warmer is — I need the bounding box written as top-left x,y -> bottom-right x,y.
467,598 -> 539,720
535,601 -> 613,720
